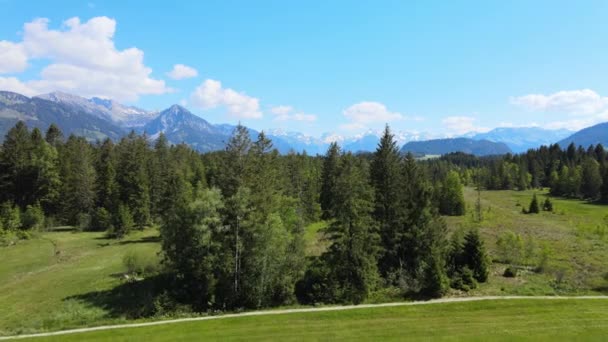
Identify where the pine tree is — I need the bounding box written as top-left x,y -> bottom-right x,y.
45,124 -> 64,148
370,125 -> 403,276
59,136 -> 96,224
322,153 -> 378,304
221,124 -> 251,198
0,121 -> 33,207
320,142 -> 341,220
94,139 -> 119,214
30,128 -> 61,213
116,132 -> 150,229
528,194 -> 540,214
160,187 -> 223,310
461,229 -> 489,282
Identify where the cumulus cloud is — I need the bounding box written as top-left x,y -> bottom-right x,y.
511,89 -> 608,115
0,41 -> 28,74
167,64 -> 198,80
0,16 -> 170,101
270,105 -> 293,115
442,116 -> 489,135
341,101 -> 403,130
190,79 -> 262,119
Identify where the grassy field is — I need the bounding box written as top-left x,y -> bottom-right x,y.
1,188 -> 607,336
0,228 -> 160,336
445,187 -> 608,296
25,299 -> 608,341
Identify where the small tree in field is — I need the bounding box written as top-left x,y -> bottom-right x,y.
542,198 -> 553,212
528,194 -> 540,214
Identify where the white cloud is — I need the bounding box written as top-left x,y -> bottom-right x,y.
511,89 -> 608,115
0,16 -> 170,101
341,101 -> 403,130
190,79 -> 262,119
270,105 -> 316,122
167,64 -> 198,80
270,105 -> 293,115
442,116 -> 489,135
0,41 -> 28,74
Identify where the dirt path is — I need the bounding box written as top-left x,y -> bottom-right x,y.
1,296 -> 606,340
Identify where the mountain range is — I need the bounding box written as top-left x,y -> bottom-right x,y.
0,90 -> 605,156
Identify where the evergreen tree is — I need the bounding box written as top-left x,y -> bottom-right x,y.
320,142 -> 342,220
94,139 -> 119,214
59,136 -> 96,224
116,132 -> 151,229
0,121 -> 33,207
45,124 -> 64,148
160,187 -> 224,309
370,125 -> 402,276
29,128 -> 61,213
322,153 -> 378,303
461,229 -> 489,282
528,194 -> 540,214
543,197 -> 553,212
221,124 -> 251,198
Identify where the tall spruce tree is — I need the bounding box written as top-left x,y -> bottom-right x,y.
370,125 -> 402,276
320,142 -> 341,219
323,153 -> 378,304
116,132 -> 151,229
59,136 -> 96,224
580,157 -> 602,200
94,139 -> 119,214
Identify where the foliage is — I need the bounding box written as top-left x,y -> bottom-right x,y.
22,204 -> 45,230
528,194 -> 540,214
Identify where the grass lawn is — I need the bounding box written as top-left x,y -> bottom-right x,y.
0,228 -> 160,336
26,299 -> 608,341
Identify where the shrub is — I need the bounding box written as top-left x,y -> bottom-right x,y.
22,204 -> 45,230
503,266 -> 517,277
0,202 -> 21,230
543,198 -> 553,212
123,249 -> 158,276
77,213 -> 91,231
450,266 -> 478,291
528,194 -> 540,214
496,231 -> 523,264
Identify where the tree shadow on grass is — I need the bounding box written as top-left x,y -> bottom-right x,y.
64,274 -> 171,319
117,235 -> 161,245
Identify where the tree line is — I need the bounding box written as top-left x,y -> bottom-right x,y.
427,142 -> 608,202
0,122 -> 482,312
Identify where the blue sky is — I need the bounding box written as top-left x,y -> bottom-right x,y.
1,0 -> 608,136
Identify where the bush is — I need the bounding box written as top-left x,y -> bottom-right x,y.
528,194 -> 540,214
496,231 -> 523,264
22,204 -> 45,230
450,266 -> 478,291
123,249 -> 158,276
543,198 -> 553,212
0,202 -> 21,230
503,266 -> 518,277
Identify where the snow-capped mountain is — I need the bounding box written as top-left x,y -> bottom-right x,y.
36,92 -> 158,127
470,127 -> 573,153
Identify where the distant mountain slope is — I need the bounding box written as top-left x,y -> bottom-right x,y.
0,91 -> 125,141
401,138 -> 512,156
36,92 -> 158,127
471,127 -> 572,153
557,122 -> 608,148
139,105 -> 294,153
